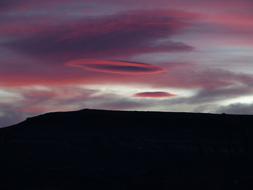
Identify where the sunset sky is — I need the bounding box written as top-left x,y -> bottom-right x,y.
1,0 -> 253,127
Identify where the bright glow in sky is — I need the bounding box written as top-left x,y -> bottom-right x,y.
1,0 -> 253,127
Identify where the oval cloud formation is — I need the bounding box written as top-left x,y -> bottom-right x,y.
66,59 -> 164,75
134,91 -> 176,98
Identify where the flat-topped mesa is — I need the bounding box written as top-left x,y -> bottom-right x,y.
1,109 -> 253,189
1,109 -> 251,151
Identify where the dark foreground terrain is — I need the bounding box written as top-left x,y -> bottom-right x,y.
1,109 -> 253,189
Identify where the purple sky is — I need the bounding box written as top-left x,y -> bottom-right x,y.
1,0 -> 253,127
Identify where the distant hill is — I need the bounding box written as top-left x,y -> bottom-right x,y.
1,109 -> 253,189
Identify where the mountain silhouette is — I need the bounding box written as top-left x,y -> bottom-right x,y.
1,109 -> 253,189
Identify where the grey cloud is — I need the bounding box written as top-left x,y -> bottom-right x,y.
217,103 -> 253,115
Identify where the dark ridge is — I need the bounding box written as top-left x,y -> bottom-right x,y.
1,109 -> 253,189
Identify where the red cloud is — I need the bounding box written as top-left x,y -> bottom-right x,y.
134,91 -> 176,99
66,59 -> 165,75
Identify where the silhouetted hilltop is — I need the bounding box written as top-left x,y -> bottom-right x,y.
1,109 -> 253,189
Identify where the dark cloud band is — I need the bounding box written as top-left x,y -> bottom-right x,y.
3,10 -> 194,60
134,91 -> 176,98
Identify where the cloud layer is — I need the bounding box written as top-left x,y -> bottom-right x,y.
3,10 -> 194,61
1,0 -> 253,127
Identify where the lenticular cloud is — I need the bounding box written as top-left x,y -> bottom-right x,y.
66,59 -> 165,75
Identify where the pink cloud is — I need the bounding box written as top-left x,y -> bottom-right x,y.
66,59 -> 165,75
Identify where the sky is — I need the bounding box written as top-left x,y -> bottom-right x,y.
1,0 -> 253,127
